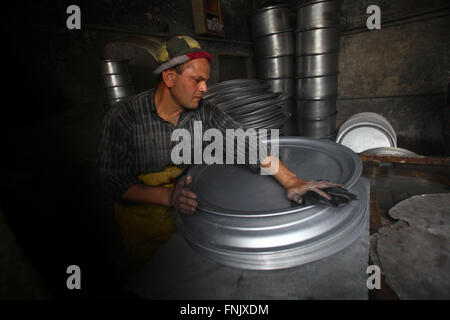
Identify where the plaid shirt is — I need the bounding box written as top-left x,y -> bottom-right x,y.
98,88 -> 265,201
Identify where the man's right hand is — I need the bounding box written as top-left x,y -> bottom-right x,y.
170,175 -> 198,214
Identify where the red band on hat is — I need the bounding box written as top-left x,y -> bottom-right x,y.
186,51 -> 212,62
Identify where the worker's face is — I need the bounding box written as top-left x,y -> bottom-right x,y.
168,58 -> 210,110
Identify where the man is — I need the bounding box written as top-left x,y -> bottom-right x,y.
98,35 -> 340,269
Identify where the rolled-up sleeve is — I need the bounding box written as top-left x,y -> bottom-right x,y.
98,108 -> 141,201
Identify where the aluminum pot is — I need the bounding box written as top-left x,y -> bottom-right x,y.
295,27 -> 340,55
254,31 -> 294,58
103,73 -> 132,87
256,55 -> 294,79
265,78 -> 295,96
250,4 -> 292,39
296,52 -> 339,77
296,75 -> 338,100
105,86 -> 134,99
173,137 -> 367,270
336,112 -> 397,153
296,98 -> 336,120
100,59 -> 130,75
296,0 -> 340,31
297,112 -> 336,137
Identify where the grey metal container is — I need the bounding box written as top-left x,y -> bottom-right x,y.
254,31 -> 295,58
296,0 -> 340,31
298,112 -> 336,137
296,75 -> 338,100
265,78 -> 295,97
362,147 -> 419,157
256,55 -> 295,79
296,99 -> 336,120
105,86 -> 134,99
100,59 -> 130,75
295,27 -> 340,55
296,52 -> 339,77
101,59 -> 134,106
336,112 -> 397,153
103,73 -> 133,87
174,137 -> 367,270
250,4 -> 292,39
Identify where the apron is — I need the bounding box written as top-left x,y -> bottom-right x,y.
114,166 -> 185,270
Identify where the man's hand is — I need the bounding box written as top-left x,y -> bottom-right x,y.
285,178 -> 344,205
170,175 -> 198,214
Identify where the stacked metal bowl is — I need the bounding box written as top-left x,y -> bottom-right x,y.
295,0 -> 341,139
250,4 -> 296,135
336,112 -> 398,153
204,79 -> 290,134
101,59 -> 135,107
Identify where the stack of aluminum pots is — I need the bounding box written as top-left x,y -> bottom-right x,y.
250,4 -> 296,135
295,0 -> 341,139
101,59 -> 135,107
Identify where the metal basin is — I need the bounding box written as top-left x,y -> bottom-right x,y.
295,27 -> 340,55
336,112 -> 397,153
256,55 -> 294,79
296,75 -> 338,100
296,53 -> 339,77
296,0 -> 340,31
296,98 -> 336,120
362,147 -> 419,157
250,4 -> 292,39
174,137 -> 367,270
254,31 -> 294,58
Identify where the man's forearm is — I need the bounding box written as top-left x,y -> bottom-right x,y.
122,184 -> 173,206
260,155 -> 306,188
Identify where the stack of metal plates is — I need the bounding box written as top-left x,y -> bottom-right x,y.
204,79 -> 291,134
174,137 -> 368,270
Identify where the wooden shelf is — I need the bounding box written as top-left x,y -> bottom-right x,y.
192,0 -> 225,37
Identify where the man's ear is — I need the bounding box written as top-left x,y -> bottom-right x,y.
162,69 -> 177,88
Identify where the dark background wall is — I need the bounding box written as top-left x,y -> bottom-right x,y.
0,0 -> 449,298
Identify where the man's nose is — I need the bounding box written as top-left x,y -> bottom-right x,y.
199,81 -> 207,93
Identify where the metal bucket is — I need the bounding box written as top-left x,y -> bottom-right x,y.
296,75 -> 338,100
296,52 -> 339,77
296,98 -> 336,120
336,112 -> 397,153
254,31 -> 294,58
256,55 -> 294,79
250,4 -> 292,39
265,78 -> 295,96
295,27 -> 340,55
296,0 -> 340,31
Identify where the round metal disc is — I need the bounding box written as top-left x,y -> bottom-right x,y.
206,79 -> 265,94
189,137 -> 361,215
204,83 -> 270,99
218,92 -> 281,110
